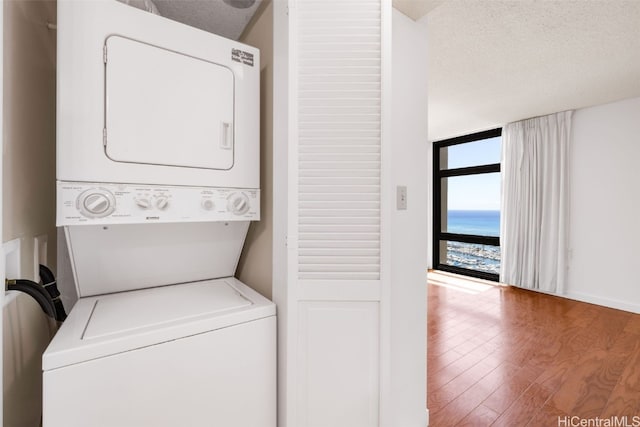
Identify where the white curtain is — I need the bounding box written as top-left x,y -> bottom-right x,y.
500,111 -> 572,293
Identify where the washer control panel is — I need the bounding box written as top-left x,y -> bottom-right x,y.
57,182 -> 260,226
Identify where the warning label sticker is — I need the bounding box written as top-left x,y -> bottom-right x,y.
231,49 -> 254,67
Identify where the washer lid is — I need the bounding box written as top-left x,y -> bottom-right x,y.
43,278 -> 275,371
83,280 -> 251,340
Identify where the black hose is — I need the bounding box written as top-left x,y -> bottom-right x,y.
6,279 -> 56,319
39,264 -> 67,322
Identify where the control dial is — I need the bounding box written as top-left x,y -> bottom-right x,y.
227,193 -> 251,216
135,197 -> 151,209
77,188 -> 116,218
156,196 -> 169,210
201,199 -> 215,211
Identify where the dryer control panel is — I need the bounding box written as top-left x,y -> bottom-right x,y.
57,182 -> 260,226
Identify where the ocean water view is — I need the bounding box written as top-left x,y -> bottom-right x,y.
445,210 -> 501,275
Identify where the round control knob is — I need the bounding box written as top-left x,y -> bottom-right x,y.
77,188 -> 116,218
84,194 -> 110,214
156,197 -> 169,210
135,198 -> 151,209
201,199 -> 215,211
227,193 -> 250,216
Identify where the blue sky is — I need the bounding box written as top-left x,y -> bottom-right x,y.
444,136 -> 501,211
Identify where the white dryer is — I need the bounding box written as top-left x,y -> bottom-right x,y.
44,1 -> 273,426
57,0 -> 259,191
56,0 -> 260,227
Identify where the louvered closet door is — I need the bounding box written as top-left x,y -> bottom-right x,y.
285,1 -> 390,426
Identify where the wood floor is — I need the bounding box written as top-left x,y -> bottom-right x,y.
427,273 -> 640,426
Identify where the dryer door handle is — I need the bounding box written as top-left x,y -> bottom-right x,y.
220,122 -> 233,150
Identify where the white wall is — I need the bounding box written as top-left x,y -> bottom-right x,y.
390,9 -> 429,426
566,96 -> 640,313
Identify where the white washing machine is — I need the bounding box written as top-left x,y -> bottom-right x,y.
44,272 -> 275,427
44,223 -> 276,427
44,2 -> 273,426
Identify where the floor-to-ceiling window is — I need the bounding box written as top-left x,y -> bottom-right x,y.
433,128 -> 501,281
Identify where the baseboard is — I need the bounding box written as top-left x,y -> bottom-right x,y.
563,291 -> 640,314
509,285 -> 640,314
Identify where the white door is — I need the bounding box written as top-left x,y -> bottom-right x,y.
104,36 -> 235,170
274,1 -> 391,426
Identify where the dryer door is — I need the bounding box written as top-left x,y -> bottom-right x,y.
104,36 -> 235,170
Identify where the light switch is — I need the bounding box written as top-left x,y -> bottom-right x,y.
397,186 -> 407,210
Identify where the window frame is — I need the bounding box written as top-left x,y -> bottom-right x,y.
432,128 -> 502,282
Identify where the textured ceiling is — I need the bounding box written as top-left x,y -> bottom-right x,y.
153,0 -> 263,40
425,0 -> 640,140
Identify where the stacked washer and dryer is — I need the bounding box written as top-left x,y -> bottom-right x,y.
42,1 -> 275,426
